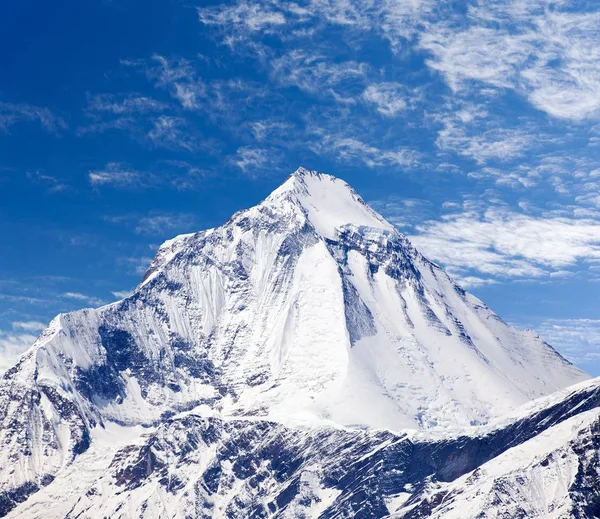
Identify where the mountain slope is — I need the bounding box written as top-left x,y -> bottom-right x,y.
0,167 -> 589,516
10,378 -> 600,518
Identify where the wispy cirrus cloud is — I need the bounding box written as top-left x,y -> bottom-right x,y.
533,318 -> 600,369
313,133 -> 420,169
89,161 -> 208,190
420,1 -> 600,121
362,82 -> 412,117
0,293 -> 49,305
118,255 -> 154,276
111,289 -> 133,300
197,0 -> 437,48
11,321 -> 46,332
198,1 -> 287,36
124,54 -> 206,110
465,152 -> 600,198
437,124 -> 539,165
85,93 -> 168,115
429,98 -> 556,166
408,206 -> 600,285
0,101 -> 67,134
147,115 -> 200,151
233,146 -> 284,176
61,292 -> 106,307
249,120 -> 292,142
76,116 -> 139,136
270,50 -> 368,98
80,112 -> 202,152
105,212 -> 198,236
89,162 -> 145,187
26,170 -> 70,193
0,327 -> 38,374
78,89 -> 168,140
369,197 -> 435,228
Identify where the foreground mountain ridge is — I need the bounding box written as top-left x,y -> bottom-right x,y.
12,377 -> 600,518
0,167 -> 592,517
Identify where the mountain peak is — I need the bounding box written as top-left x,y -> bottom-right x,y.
291,165 -> 318,177
267,167 -> 395,239
271,166 -> 340,197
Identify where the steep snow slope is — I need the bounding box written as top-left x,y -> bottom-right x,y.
0,167 -> 589,515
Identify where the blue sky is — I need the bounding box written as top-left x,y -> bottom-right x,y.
1,0 -> 599,374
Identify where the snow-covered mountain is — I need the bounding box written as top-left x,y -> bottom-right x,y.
0,167 -> 593,518
12,377 -> 600,518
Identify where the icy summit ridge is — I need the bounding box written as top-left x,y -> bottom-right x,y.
142,166 -> 397,288
266,166 -> 395,237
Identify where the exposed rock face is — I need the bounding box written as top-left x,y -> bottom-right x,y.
0,168 -> 591,518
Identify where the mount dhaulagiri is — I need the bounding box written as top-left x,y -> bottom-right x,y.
1,168 -> 595,518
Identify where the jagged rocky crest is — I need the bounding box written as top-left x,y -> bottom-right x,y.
0,167 -> 595,518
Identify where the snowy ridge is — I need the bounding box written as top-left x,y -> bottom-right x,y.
10,376 -> 600,518
0,167 -> 592,517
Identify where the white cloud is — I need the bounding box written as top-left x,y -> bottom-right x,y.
250,120 -> 292,141
468,153 -> 600,196
147,116 -> 199,151
76,116 -> 139,136
431,99 -> 546,165
534,318 -> 600,370
107,212 -> 197,236
136,214 -> 197,235
437,124 -> 537,164
420,2 -> 600,121
61,292 -> 105,307
85,93 -> 168,115
194,0 -> 600,122
161,160 -> 205,176
270,50 -> 368,96
151,55 -> 206,110
90,161 -> 208,191
197,0 -> 436,48
26,170 -> 69,193
111,290 -> 133,300
233,146 -> 281,175
0,101 -> 67,134
467,167 -> 539,189
420,26 -> 526,92
198,1 -> 287,34
369,197 -> 434,228
0,293 -> 48,305
408,206 -> 600,284
297,0 -> 368,28
314,134 -> 420,168
124,55 -> 206,110
362,83 -> 410,116
0,330 -> 37,374
118,256 -> 154,276
12,321 -> 46,332
455,276 -> 499,289
89,162 -> 144,187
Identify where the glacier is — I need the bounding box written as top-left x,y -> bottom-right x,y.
0,167 -> 596,518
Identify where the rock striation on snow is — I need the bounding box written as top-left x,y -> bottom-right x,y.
0,167 -> 593,518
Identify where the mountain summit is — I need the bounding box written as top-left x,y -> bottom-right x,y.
134,166 -> 586,431
0,168 -> 590,517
